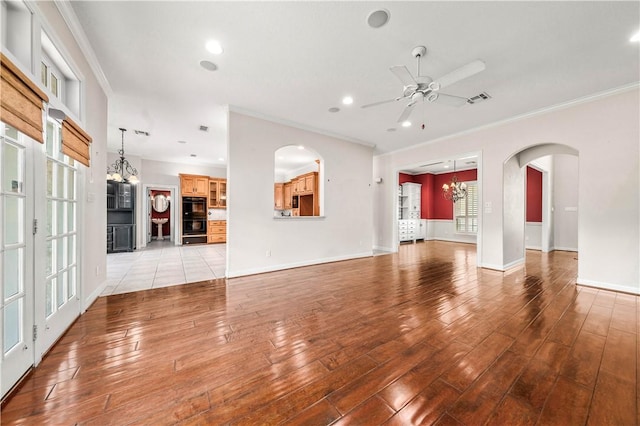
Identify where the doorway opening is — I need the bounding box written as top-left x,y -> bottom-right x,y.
142,185 -> 178,249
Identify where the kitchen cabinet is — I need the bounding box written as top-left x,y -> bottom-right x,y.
274,183 -> 284,209
208,178 -> 227,208
107,224 -> 135,252
107,181 -> 134,210
208,220 -> 226,244
180,174 -> 208,197
283,182 -> 292,209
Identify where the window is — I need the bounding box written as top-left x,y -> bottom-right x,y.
455,181 -> 478,234
40,31 -> 81,117
40,57 -> 62,100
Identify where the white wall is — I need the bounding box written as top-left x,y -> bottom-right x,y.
553,154 -> 579,251
227,112 -> 374,277
503,156 -> 526,268
426,220 -> 477,244
374,87 -> 640,294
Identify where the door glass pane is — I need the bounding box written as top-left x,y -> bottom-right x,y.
47,200 -> 53,236
51,74 -> 58,97
68,235 -> 76,265
56,164 -> 65,198
46,159 -> 53,196
57,272 -> 66,308
46,240 -> 53,277
46,279 -> 54,317
67,203 -> 75,233
4,196 -> 23,245
57,238 -> 65,271
67,168 -> 74,199
3,142 -> 22,193
4,124 -> 18,139
46,121 -> 55,156
67,266 -> 76,299
57,201 -> 65,235
3,248 -> 22,298
3,299 -> 21,352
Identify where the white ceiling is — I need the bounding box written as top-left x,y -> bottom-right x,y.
69,1 -> 640,167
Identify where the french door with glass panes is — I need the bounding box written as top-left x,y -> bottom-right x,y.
1,120 -> 79,397
34,119 -> 80,359
1,124 -> 35,396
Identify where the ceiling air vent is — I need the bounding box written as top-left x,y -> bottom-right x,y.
199,125 -> 209,132
134,130 -> 150,136
467,92 -> 491,105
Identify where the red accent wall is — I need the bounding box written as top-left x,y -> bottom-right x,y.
399,173 -> 415,185
526,166 -> 543,222
431,169 -> 477,219
150,190 -> 171,236
399,169 -> 477,220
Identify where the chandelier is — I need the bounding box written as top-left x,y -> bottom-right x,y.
442,161 -> 467,203
107,128 -> 139,184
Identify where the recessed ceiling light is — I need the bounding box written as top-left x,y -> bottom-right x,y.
298,145 -> 304,150
401,121 -> 411,128
444,165 -> 450,169
200,60 -> 218,71
218,157 -> 225,161
367,9 -> 390,29
328,107 -> 340,113
342,96 -> 353,105
631,30 -> 640,42
177,140 -> 187,144
205,40 -> 223,55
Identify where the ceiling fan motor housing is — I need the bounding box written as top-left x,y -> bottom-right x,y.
412,45 -> 427,58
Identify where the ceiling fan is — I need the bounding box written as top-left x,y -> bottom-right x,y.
362,46 -> 486,124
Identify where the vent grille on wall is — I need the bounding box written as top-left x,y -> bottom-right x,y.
467,92 -> 492,105
199,125 -> 209,132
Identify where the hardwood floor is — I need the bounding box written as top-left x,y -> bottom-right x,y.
2,241 -> 637,425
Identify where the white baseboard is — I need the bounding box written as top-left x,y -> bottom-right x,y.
552,246 -> 578,252
226,251 -> 374,279
373,245 -> 396,253
526,245 -> 542,250
480,257 -> 525,272
83,279 -> 107,312
576,277 -> 639,295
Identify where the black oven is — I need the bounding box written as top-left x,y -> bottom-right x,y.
183,197 -> 207,244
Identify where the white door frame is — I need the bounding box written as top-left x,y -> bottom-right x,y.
140,184 -> 178,249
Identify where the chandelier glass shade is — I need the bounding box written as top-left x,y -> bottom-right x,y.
107,128 -> 139,184
442,161 -> 467,203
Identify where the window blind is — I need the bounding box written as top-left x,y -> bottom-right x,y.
61,116 -> 92,167
0,53 -> 49,143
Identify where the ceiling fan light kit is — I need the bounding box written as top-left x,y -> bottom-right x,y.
362,45 -> 486,126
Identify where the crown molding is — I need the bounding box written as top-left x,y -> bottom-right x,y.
378,82 -> 640,158
228,105 -> 376,149
54,0 -> 112,97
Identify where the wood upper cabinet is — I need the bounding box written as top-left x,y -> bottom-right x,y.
283,182 -> 292,209
209,178 -> 227,208
180,174 -> 208,197
274,183 -> 284,209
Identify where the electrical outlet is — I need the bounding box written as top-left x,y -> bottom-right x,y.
266,250 -> 271,257
95,265 -> 101,276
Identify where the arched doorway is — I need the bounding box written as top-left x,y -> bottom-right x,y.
503,143 -> 579,268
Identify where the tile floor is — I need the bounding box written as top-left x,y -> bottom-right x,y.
102,240 -> 226,296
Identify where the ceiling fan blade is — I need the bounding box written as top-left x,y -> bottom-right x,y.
397,103 -> 417,123
432,93 -> 469,107
390,65 -> 417,87
435,60 -> 486,89
361,97 -> 402,109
